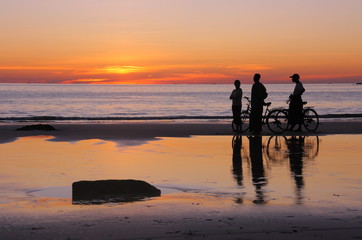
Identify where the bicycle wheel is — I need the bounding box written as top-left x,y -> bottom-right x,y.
303,109 -> 319,132
304,136 -> 320,158
232,111 -> 249,133
266,136 -> 288,163
232,135 -> 242,149
266,109 -> 289,134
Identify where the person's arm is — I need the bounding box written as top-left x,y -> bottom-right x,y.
294,83 -> 305,96
230,90 -> 235,99
237,89 -> 243,100
300,87 -> 305,95
262,85 -> 267,99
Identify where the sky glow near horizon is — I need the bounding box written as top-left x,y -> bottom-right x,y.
1,0 -> 362,84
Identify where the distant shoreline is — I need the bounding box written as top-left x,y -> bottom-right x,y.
0,82 -> 360,85
1,113 -> 362,123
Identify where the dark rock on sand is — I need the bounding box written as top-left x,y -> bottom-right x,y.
16,124 -> 56,131
72,179 -> 161,204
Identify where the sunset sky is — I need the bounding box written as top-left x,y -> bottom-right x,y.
1,0 -> 362,84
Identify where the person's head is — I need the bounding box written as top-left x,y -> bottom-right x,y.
290,73 -> 300,83
234,80 -> 240,88
253,73 -> 261,83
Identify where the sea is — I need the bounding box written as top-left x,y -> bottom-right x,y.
0,83 -> 361,122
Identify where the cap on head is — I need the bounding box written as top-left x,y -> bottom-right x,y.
289,73 -> 300,79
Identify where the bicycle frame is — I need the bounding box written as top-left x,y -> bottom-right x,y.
234,97 -> 320,134
232,96 -> 272,133
269,100 -> 319,133
242,96 -> 271,122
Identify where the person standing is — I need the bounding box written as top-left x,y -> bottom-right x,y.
230,80 -> 243,132
249,74 -> 268,135
288,73 -> 305,131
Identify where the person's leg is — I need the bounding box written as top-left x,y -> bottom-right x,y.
256,105 -> 263,133
295,110 -> 303,132
250,105 -> 262,135
232,105 -> 242,132
249,108 -> 255,133
232,106 -> 239,123
295,102 -> 303,131
235,105 -> 242,124
288,101 -> 297,131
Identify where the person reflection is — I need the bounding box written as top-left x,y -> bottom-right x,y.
286,136 -> 305,204
232,135 -> 243,186
232,135 -> 243,204
249,135 -> 267,204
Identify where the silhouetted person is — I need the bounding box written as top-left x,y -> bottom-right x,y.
230,80 -> 243,132
288,74 -> 305,131
250,74 -> 268,135
249,135 -> 267,204
232,135 -> 243,186
286,136 -> 305,204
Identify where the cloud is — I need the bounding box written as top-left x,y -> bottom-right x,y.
2,63 -> 357,84
0,66 -> 70,70
224,64 -> 273,71
93,66 -> 146,74
62,78 -> 108,84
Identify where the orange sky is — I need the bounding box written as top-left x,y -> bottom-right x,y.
1,0 -> 362,84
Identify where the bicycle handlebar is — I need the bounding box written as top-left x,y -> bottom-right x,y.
285,98 -> 308,105
244,97 -> 271,107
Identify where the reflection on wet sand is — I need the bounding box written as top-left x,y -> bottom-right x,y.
231,135 -> 243,204
249,136 -> 267,204
231,135 -> 243,186
0,129 -> 361,240
6,133 -> 362,210
287,136 -> 306,204
232,135 -> 320,204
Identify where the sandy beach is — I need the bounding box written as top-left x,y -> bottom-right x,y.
3,0 -> 362,238
0,120 -> 362,240
1,119 -> 362,143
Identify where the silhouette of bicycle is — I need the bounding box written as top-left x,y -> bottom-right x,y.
265,135 -> 320,163
266,100 -> 319,134
232,96 -> 272,133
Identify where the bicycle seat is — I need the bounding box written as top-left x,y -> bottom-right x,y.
264,102 -> 271,106
303,101 -> 307,105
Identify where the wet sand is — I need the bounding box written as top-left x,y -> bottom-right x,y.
1,120 -> 362,144
0,120 -> 362,240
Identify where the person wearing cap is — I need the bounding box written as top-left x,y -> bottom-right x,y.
250,73 -> 268,135
288,73 -> 305,131
230,80 -> 243,131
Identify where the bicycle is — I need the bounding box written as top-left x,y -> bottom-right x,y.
266,100 -> 319,134
265,135 -> 320,162
232,96 -> 272,133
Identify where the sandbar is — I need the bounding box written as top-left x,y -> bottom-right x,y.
0,119 -> 362,144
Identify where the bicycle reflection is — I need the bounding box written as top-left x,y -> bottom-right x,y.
232,135 -> 320,205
